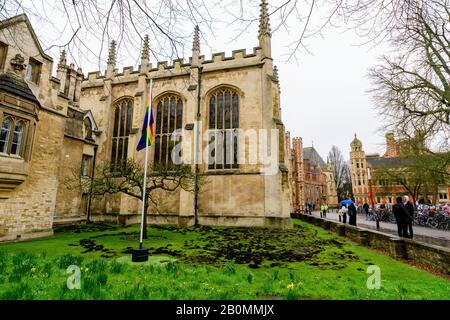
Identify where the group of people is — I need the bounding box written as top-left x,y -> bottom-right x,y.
393,195 -> 414,238
304,203 -> 315,214
320,204 -> 329,218
338,203 -> 357,226
309,195 -> 417,238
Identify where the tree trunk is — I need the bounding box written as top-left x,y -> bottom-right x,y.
143,203 -> 149,239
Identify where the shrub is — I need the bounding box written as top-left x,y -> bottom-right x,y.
10,252 -> 37,281
246,273 -> 254,284
287,272 -> 296,282
95,272 -> 108,286
1,283 -> 34,300
109,260 -> 126,274
86,259 -> 108,273
82,276 -> 104,299
271,270 -> 280,281
223,264 -> 236,275
165,261 -> 179,274
284,289 -> 299,300
0,251 -> 9,273
55,254 -> 83,269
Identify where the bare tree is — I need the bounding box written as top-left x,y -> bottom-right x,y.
1,0 -> 440,67
68,159 -> 203,238
328,145 -> 352,200
369,0 -> 450,148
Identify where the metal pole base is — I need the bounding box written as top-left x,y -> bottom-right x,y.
131,247 -> 150,262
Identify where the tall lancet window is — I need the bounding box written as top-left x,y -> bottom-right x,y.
111,98 -> 133,171
208,87 -> 239,169
154,93 -> 183,166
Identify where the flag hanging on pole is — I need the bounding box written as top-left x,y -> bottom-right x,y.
137,79 -> 153,252
136,85 -> 155,151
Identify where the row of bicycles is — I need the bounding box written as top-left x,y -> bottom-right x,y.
366,207 -> 450,230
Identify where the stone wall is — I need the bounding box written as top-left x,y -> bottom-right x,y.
293,213 -> 450,276
54,136 -> 85,219
83,46 -> 291,228
0,110 -> 65,242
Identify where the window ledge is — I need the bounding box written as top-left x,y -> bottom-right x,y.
204,169 -> 240,175
0,154 -> 29,196
0,152 -> 24,161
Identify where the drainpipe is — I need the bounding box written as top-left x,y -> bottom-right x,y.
194,67 -> 203,226
87,145 -> 98,223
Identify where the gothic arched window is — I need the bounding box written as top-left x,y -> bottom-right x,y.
0,117 -> 11,153
11,121 -> 24,155
154,93 -> 183,165
111,98 -> 133,171
208,87 -> 239,169
84,117 -> 93,140
0,116 -> 27,156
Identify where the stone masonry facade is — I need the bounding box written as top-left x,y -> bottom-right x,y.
0,0 -> 293,242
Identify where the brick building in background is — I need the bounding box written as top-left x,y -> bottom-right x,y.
288,134 -> 338,212
350,133 -> 450,205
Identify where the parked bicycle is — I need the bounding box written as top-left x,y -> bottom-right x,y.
367,207 -> 450,230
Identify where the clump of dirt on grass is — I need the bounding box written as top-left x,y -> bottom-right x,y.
135,224 -> 352,269
77,239 -> 117,258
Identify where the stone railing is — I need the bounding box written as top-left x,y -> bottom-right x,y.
292,213 -> 450,276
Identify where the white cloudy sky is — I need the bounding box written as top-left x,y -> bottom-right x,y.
21,0 -> 393,161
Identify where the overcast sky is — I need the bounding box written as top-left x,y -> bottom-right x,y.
23,0 -> 393,162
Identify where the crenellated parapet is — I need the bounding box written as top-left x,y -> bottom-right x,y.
81,46 -> 265,89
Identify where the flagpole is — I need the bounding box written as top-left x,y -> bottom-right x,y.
139,78 -> 152,249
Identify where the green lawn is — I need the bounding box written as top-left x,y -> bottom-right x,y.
0,220 -> 448,300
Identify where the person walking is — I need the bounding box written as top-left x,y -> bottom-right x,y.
348,203 -> 357,226
339,204 -> 348,223
320,204 -> 324,218
323,203 -> 328,218
393,196 -> 409,238
363,203 -> 370,218
403,195 -> 414,239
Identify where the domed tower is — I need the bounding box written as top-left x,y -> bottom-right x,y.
349,134 -> 369,204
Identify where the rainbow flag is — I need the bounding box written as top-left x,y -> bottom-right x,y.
136,86 -> 155,151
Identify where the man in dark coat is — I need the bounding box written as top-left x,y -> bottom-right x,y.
348,203 -> 357,226
363,203 -> 370,218
393,196 -> 409,238
403,195 -> 414,239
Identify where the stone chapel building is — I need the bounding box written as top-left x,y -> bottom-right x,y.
0,0 -> 292,242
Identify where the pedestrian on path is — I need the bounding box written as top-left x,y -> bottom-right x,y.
393,196 -> 409,238
363,203 -> 370,218
403,195 -> 414,239
338,204 -> 348,223
323,204 -> 328,218
348,203 -> 357,226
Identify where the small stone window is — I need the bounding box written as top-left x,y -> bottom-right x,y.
26,58 -> 42,84
81,155 -> 92,176
0,116 -> 27,157
0,42 -> 8,71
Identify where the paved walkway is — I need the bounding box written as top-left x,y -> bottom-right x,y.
308,211 -> 450,248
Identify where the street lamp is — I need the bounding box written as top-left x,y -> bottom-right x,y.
367,167 -> 379,230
